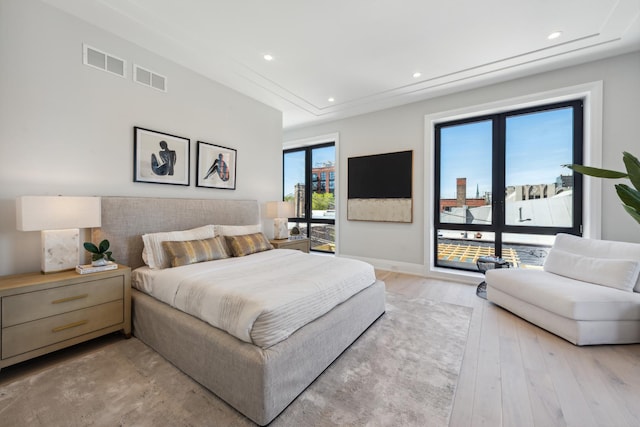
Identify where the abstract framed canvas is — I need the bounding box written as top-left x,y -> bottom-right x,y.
133,127 -> 190,186
196,141 -> 237,190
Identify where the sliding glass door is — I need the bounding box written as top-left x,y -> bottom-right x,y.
434,100 -> 583,271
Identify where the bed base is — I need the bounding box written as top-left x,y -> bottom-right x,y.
94,197 -> 387,425
132,281 -> 386,425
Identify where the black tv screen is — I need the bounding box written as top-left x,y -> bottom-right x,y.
348,150 -> 412,199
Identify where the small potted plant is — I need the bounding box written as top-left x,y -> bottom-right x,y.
84,239 -> 116,266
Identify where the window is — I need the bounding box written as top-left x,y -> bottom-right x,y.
434,100 -> 583,271
283,142 -> 336,253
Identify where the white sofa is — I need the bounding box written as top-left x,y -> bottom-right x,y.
486,233 -> 640,345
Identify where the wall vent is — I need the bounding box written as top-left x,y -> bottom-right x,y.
134,64 -> 167,92
83,44 -> 125,78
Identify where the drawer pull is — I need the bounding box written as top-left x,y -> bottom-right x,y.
51,294 -> 89,304
52,320 -> 88,333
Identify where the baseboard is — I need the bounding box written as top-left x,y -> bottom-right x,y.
339,254 -> 483,286
338,254 -> 425,276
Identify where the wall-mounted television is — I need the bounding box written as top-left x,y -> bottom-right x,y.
347,150 -> 412,222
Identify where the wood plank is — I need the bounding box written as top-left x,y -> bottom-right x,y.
470,302 -> 503,427
496,310 -> 535,427
536,328 -> 598,427
515,316 -> 567,427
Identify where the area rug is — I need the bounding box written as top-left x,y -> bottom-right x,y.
0,292 -> 472,427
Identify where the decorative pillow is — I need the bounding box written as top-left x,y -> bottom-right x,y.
554,233 -> 640,292
142,225 -> 215,269
162,236 -> 230,267
543,248 -> 640,292
216,224 -> 262,236
225,232 -> 273,257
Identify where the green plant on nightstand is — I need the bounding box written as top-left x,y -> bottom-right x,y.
83,239 -> 116,266
564,151 -> 640,225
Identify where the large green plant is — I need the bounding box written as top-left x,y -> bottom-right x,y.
564,151 -> 640,224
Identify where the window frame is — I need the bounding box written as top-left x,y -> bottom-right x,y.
424,81 -> 603,281
433,100 -> 584,271
283,141 -> 336,253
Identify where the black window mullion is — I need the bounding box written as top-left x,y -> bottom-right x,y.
493,114 -> 504,257
572,100 -> 584,236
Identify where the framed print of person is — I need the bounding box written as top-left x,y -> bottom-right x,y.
196,141 -> 237,190
133,127 -> 190,186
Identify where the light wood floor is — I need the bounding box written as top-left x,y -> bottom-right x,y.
2,271 -> 639,426
377,270 -> 640,427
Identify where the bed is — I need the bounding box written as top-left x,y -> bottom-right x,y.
93,197 -> 386,425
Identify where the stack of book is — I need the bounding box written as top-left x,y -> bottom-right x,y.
75,262 -> 118,275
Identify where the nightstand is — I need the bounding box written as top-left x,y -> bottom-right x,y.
270,238 -> 311,253
0,265 -> 131,371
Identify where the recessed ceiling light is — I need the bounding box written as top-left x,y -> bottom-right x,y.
547,31 -> 563,40
328,97 -> 335,103
413,72 -> 422,78
263,54 -> 274,61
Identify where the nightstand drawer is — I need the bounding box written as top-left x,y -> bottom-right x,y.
2,300 -> 123,359
2,276 -> 123,327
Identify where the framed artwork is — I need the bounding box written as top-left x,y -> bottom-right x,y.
134,127 -> 190,186
196,141 -> 237,190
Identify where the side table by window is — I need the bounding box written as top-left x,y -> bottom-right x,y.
476,256 -> 510,299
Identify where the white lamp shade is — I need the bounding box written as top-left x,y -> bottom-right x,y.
265,201 -> 294,219
16,196 -> 101,231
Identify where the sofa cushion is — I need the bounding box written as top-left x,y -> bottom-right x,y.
554,234 -> 640,292
486,268 -> 640,321
543,248 -> 640,292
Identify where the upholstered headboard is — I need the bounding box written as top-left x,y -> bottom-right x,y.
92,197 -> 261,269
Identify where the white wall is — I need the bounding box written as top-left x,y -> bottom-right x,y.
0,0 -> 282,275
284,52 -> 640,275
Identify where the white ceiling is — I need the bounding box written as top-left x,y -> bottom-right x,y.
44,0 -> 640,129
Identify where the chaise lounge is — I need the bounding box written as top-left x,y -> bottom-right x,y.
486,233 -> 640,345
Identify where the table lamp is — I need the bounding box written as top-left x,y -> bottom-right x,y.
265,201 -> 294,239
16,196 -> 102,273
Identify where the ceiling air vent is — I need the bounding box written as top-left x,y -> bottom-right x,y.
134,65 -> 167,92
83,44 -> 125,78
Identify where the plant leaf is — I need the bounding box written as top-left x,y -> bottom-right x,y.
98,239 -> 110,253
83,242 -> 99,253
615,184 -> 640,212
622,151 -> 640,191
105,251 -> 116,262
622,204 -> 640,225
564,164 -> 628,179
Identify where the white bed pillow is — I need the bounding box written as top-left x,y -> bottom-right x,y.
216,224 -> 262,236
142,224 -> 216,269
543,248 -> 640,292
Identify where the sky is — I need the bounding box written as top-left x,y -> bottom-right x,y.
440,107 -> 574,199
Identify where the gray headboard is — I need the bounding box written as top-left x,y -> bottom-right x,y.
92,197 -> 261,269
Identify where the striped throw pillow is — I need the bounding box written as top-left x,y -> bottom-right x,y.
162,236 -> 230,267
225,233 -> 273,257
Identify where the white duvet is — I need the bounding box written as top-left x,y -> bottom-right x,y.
132,249 -> 376,348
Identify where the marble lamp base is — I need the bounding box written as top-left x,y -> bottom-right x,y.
273,218 -> 289,240
41,229 -> 79,273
